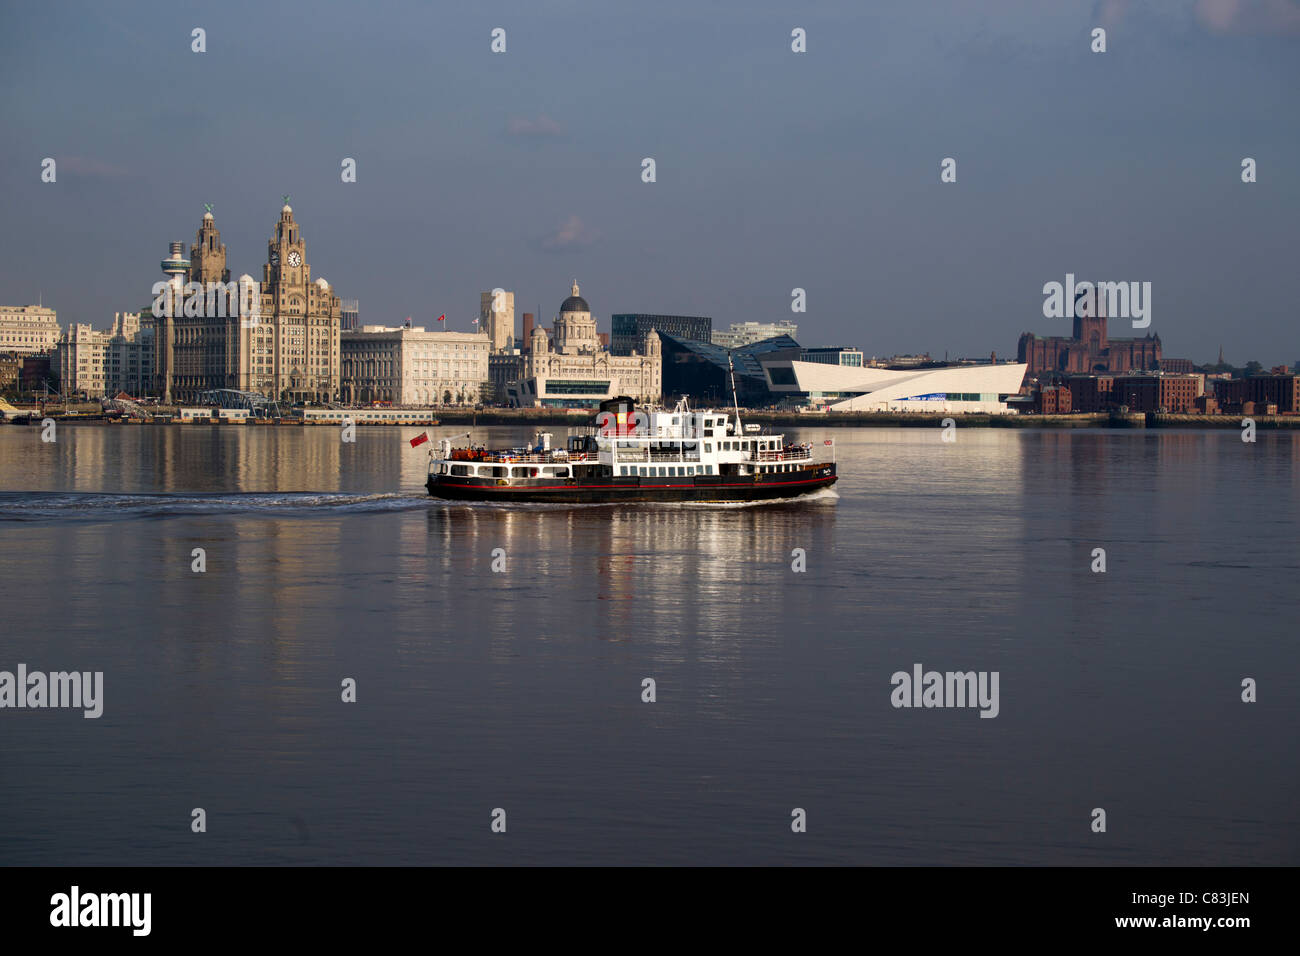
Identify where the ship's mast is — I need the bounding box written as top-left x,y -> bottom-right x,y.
727,353 -> 742,432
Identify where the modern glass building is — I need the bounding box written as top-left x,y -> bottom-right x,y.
611,314 -> 711,355
800,346 -> 864,367
658,332 -> 801,406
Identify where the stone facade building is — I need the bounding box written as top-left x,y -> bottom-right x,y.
248,204 -> 341,403
0,305 -> 60,355
480,289 -> 515,353
55,311 -> 154,398
341,326 -> 490,405
509,282 -> 661,407
155,205 -> 342,404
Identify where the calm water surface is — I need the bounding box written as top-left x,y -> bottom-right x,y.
1,424 -> 1297,865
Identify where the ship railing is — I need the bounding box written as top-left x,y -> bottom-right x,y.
755,447 -> 813,462
606,450 -> 703,463
444,451 -> 591,464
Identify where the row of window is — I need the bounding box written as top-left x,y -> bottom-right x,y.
305,411 -> 441,421
446,464 -> 571,478
619,465 -> 716,477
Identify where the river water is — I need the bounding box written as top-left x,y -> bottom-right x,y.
0,423 -> 1296,865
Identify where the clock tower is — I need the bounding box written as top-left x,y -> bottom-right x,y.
250,200 -> 342,404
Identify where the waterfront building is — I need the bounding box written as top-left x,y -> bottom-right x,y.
54,324 -> 108,398
247,203 -> 342,404
54,311 -> 155,399
800,346 -> 863,367
105,311 -> 154,396
711,320 -> 798,349
1108,373 -> 1201,413
341,325 -> 489,405
509,283 -> 662,407
658,333 -> 802,406
611,312 -> 710,355
0,305 -> 60,355
155,204 -> 342,405
1214,373 -> 1300,414
761,356 -> 1029,413
21,355 -> 53,394
480,290 -> 516,353
1064,374 -> 1114,413
1054,372 -> 1205,413
488,351 -> 524,404
0,352 -> 19,391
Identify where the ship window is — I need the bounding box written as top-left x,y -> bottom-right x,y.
450,465 -> 469,477
620,467 -> 627,476
704,443 -> 711,452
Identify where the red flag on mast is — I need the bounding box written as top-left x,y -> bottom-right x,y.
409,432 -> 429,447
436,314 -> 445,323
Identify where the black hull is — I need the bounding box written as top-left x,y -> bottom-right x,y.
426,465 -> 837,503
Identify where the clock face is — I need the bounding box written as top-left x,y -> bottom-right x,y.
269,251 -> 280,266
287,251 -> 301,268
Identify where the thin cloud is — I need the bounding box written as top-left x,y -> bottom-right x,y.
1096,0 -> 1129,28
539,214 -> 600,251
1196,0 -> 1300,34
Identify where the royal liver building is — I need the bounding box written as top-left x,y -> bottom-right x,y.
154,203 -> 342,405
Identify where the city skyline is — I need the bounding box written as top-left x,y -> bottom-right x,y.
1,1 -> 1297,365
2,194 -> 1295,369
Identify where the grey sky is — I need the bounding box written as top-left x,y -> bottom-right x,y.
0,0 -> 1296,363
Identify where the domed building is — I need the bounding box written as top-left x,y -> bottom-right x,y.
508,281 -> 661,407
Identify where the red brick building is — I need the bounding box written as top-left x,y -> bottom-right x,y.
1028,384 -> 1072,414
1215,374 -> 1300,414
1018,302 -> 1161,376
1065,374 -> 1114,413
1110,374 -> 1201,413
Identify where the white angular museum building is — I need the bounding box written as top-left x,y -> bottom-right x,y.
761,359 -> 1029,413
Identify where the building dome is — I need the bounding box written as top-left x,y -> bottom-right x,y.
238,273 -> 254,283
559,279 -> 589,314
315,277 -> 330,289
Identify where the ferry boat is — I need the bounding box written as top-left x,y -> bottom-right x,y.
425,396 -> 837,503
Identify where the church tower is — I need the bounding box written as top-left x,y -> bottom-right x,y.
1072,286 -> 1108,357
